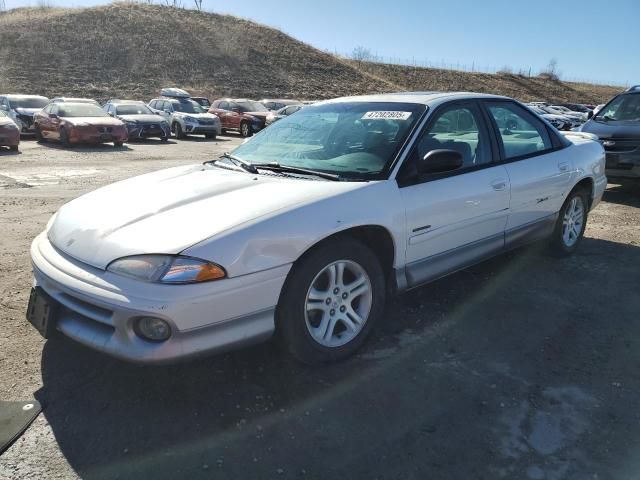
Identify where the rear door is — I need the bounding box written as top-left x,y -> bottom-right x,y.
482,100 -> 573,248
398,101 -> 511,287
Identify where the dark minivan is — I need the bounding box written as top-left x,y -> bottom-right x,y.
581,86 -> 640,179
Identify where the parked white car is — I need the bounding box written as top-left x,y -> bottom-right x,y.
27,92 -> 606,365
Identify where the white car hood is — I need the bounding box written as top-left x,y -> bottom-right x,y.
174,112 -> 218,121
48,165 -> 361,268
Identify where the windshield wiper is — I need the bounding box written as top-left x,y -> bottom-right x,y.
253,162 -> 341,181
208,153 -> 258,173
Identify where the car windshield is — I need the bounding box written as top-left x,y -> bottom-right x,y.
172,100 -> 205,114
236,101 -> 269,113
596,94 -> 640,122
8,97 -> 49,109
116,104 -> 153,115
58,104 -> 109,117
230,102 -> 425,179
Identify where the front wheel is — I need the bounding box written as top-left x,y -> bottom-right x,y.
549,188 -> 589,256
59,128 -> 70,148
114,141 -> 124,148
35,125 -> 45,143
174,123 -> 186,139
277,237 -> 386,365
240,121 -> 252,138
10,145 -> 18,152
205,132 -> 216,140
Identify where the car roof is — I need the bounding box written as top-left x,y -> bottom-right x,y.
3,94 -> 49,100
107,99 -> 143,104
320,91 -> 509,106
53,97 -> 97,103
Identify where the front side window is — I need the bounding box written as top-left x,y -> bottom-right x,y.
410,104 -> 492,173
486,102 -> 552,159
230,102 -> 425,179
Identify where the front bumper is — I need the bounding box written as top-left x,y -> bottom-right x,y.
15,114 -> 35,134
184,122 -> 221,135
29,232 -> 290,364
68,128 -> 128,145
126,123 -> 170,139
603,143 -> 640,178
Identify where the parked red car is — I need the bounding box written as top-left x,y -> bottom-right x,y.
34,103 -> 128,147
208,99 -> 270,137
0,110 -> 20,151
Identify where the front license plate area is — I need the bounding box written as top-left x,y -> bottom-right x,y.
100,134 -> 112,142
26,287 -> 58,338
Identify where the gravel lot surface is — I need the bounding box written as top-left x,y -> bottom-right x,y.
0,137 -> 639,480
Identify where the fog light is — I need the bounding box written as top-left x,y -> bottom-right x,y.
134,317 -> 171,342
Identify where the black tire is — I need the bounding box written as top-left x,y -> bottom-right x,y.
9,145 -> 18,152
34,125 -> 45,143
160,136 -> 168,143
174,123 -> 186,139
549,188 -> 589,256
114,141 -> 124,148
59,128 -> 70,148
240,121 -> 252,138
220,128 -> 227,134
277,237 -> 386,365
205,132 -> 216,140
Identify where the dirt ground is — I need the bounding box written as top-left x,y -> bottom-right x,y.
0,137 -> 639,480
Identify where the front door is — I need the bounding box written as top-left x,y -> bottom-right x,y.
398,102 -> 510,287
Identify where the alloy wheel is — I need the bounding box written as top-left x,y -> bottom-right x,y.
562,196 -> 584,247
304,260 -> 373,348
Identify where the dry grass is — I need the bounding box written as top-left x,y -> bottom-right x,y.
0,4 -> 623,104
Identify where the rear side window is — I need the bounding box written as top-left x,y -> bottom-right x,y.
149,100 -> 157,109
486,102 -> 552,160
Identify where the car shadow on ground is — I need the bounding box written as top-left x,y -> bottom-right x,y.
0,147 -> 20,155
127,138 -> 177,145
177,135 -> 234,143
603,180 -> 640,208
34,235 -> 640,480
36,141 -> 132,152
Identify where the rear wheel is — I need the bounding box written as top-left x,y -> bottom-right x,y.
549,188 -> 589,256
9,145 -> 18,152
160,136 -> 168,143
114,141 -> 124,148
277,237 -> 386,365
240,121 -> 252,138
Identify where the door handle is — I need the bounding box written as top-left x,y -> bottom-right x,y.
491,179 -> 507,191
558,161 -> 569,172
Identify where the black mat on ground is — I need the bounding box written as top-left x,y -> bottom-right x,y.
0,400 -> 42,455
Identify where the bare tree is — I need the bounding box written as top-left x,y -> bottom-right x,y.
351,46 -> 373,66
540,58 -> 561,81
0,0 -> 5,12
194,0 -> 203,10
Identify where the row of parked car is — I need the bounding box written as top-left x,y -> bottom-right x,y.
0,88 -> 309,150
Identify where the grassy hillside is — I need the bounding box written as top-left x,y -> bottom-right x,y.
0,3 -> 624,104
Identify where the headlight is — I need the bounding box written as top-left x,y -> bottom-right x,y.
107,254 -> 226,284
184,116 -> 198,123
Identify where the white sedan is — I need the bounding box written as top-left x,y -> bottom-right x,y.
27,92 -> 607,365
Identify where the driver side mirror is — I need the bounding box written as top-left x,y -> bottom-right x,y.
418,149 -> 463,174
49,113 -> 58,119
587,111 -> 594,120
231,107 -> 240,113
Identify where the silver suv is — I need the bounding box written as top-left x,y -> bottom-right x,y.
148,97 -> 221,139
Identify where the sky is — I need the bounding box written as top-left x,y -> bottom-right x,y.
3,0 -> 637,86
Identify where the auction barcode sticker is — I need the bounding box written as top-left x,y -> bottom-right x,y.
362,111 -> 412,120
